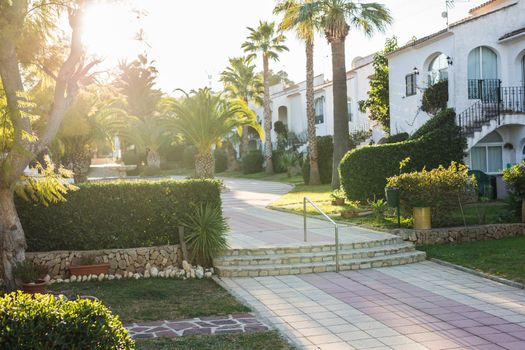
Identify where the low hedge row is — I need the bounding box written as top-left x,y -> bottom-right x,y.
340,109 -> 466,201
242,150 -> 264,174
16,179 -> 222,252
0,292 -> 133,349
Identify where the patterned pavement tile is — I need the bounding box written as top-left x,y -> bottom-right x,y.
126,313 -> 270,339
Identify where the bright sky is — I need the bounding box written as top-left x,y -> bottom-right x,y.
82,0 -> 486,93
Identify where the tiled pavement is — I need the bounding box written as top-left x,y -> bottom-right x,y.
125,313 -> 270,339
217,178 -> 399,249
219,261 -> 525,349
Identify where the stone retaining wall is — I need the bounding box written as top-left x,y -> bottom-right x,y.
26,245 -> 182,279
392,223 -> 525,245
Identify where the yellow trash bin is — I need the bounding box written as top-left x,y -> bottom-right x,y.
413,207 -> 432,230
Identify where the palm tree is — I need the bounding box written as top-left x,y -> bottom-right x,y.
274,0 -> 322,185
220,56 -> 263,159
312,0 -> 392,188
242,21 -> 288,174
166,88 -> 263,178
119,116 -> 168,169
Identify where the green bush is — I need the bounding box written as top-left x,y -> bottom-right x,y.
16,179 -> 222,252
380,132 -> 409,144
387,162 -> 477,226
121,150 -> 141,166
183,146 -> 197,169
13,261 -> 48,284
503,162 -> 525,199
503,162 -> 525,219
340,109 -> 466,201
241,150 -> 264,174
422,80 -> 449,116
159,143 -> 185,163
214,149 -> 228,173
183,204 -> 229,267
0,292 -> 134,350
302,136 -> 334,184
272,150 -> 287,173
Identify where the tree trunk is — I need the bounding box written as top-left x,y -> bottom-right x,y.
195,151 -> 215,179
146,149 -> 161,168
305,39 -> 321,185
329,38 -> 350,189
241,125 -> 250,158
522,200 -> 525,223
0,188 -> 27,291
262,54 -> 274,175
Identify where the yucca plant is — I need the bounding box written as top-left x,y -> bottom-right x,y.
183,204 -> 229,267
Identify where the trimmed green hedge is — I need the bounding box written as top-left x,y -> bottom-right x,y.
16,179 -> 222,252
0,292 -> 134,349
340,109 -> 466,201
380,132 -> 409,144
241,150 -> 263,174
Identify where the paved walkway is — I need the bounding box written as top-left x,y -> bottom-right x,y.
218,178 -> 397,249
220,261 -> 525,349
126,313 -> 270,339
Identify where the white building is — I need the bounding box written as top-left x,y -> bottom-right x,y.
388,0 -> 525,185
256,54 -> 385,148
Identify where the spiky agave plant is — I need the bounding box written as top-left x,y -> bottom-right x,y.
183,204 -> 229,267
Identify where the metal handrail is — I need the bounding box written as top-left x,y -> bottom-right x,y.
303,197 -> 340,272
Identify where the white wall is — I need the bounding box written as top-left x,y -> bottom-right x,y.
388,0 -> 525,135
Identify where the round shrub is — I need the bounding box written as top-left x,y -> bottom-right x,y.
214,149 -> 228,173
340,109 -> 466,201
503,162 -> 525,199
242,150 -> 264,174
0,292 -> 134,350
387,162 -> 477,226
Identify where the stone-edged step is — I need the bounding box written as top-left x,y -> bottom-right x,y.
214,243 -> 417,267
219,237 -> 405,257
215,251 -> 426,277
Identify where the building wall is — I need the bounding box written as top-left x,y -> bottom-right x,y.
388,0 -> 525,135
258,56 -> 383,147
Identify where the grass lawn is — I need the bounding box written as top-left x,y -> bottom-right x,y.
136,331 -> 294,350
269,183 -> 516,229
49,278 -> 249,323
419,236 -> 525,283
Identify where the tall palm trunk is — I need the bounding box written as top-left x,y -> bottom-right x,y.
225,141 -> 240,171
146,149 -> 161,168
0,188 -> 27,291
305,39 -> 321,185
241,97 -> 250,158
195,150 -> 215,179
262,54 -> 274,174
329,37 -> 350,189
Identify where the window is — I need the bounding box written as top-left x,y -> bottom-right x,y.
470,131 -> 503,173
428,53 -> 448,85
468,46 -> 498,100
405,73 -> 417,96
347,99 -> 352,122
314,96 -> 325,124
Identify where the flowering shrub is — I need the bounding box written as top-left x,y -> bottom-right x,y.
386,162 -> 477,225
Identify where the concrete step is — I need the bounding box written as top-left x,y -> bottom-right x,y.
218,237 -> 405,257
215,251 -> 426,277
214,243 -> 417,267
